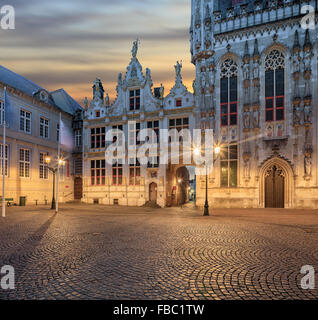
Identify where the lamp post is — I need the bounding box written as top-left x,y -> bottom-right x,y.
177,178 -> 182,207
45,155 -> 65,210
194,146 -> 220,216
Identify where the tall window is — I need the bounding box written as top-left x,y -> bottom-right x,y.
20,109 -> 31,133
19,149 -> 30,178
169,118 -> 189,131
75,129 -> 82,147
112,124 -> 123,145
129,89 -> 140,111
220,144 -> 238,188
39,152 -> 48,179
220,59 -> 238,126
0,144 -> 8,176
40,117 -> 49,139
91,160 -> 105,186
147,120 -> 159,143
265,50 -> 285,122
129,159 -> 141,185
112,161 -> 123,185
0,101 -> 4,125
128,122 -> 140,145
91,127 -> 106,149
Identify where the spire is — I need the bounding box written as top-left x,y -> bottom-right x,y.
303,29 -> 312,50
253,39 -> 259,57
293,30 -> 300,50
244,41 -> 249,58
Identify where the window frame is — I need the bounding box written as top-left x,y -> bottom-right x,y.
39,152 -> 49,180
20,109 -> 32,134
91,159 -> 106,186
91,127 -> 106,149
0,144 -> 9,177
39,116 -> 49,139
19,148 -> 31,178
112,161 -> 123,186
220,144 -> 238,188
129,89 -> 141,111
129,159 -> 141,186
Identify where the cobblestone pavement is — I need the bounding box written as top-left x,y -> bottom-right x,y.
0,204 -> 318,300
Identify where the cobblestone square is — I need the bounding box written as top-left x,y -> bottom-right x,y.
0,205 -> 318,300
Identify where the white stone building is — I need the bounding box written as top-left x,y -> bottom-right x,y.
83,45 -> 196,207
0,65 -> 83,206
191,0 -> 318,208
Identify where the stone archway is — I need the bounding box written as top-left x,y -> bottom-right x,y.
259,157 -> 294,208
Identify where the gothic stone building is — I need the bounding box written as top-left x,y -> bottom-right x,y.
191,0 -> 318,208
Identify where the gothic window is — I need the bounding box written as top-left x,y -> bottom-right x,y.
220,144 -> 238,188
129,89 -> 140,111
220,59 -> 238,127
265,50 -> 285,122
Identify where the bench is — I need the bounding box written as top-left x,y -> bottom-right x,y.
0,198 -> 14,207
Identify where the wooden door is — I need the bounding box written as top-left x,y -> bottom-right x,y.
149,183 -> 157,203
265,165 -> 284,208
74,177 -> 83,200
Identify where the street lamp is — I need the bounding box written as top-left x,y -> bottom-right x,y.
45,155 -> 58,210
194,146 -> 221,216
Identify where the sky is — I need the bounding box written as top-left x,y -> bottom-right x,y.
1,0 -> 195,105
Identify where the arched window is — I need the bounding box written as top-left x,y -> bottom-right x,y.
265,50 -> 285,122
220,59 -> 238,126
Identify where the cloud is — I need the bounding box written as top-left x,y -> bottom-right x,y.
0,0 -> 194,102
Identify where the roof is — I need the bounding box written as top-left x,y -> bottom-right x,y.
0,65 -> 83,115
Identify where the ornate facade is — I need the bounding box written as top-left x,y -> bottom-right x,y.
83,45 -> 195,207
191,0 -> 318,208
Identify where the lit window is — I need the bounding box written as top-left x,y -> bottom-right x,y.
220,144 -> 238,188
129,159 -> 141,185
112,161 -> 123,185
0,144 -> 8,176
39,152 -> 48,180
91,160 -> 105,185
265,50 -> 285,122
19,149 -> 30,178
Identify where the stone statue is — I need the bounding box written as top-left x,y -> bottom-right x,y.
303,49 -> 313,72
131,38 -> 140,58
105,93 -> 110,107
292,52 -> 301,74
175,60 -> 182,78
243,109 -> 250,130
304,152 -> 312,176
93,78 -> 104,101
253,60 -> 259,79
200,72 -> 206,89
243,62 -> 250,81
304,102 -> 312,124
253,108 -> 260,129
159,83 -> 164,99
294,105 -> 302,126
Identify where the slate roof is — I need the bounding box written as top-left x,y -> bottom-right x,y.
0,65 -> 83,115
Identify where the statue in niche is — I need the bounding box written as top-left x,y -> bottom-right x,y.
252,108 -> 260,129
304,152 -> 312,176
292,52 -> 301,74
303,49 -> 313,72
304,102 -> 312,124
200,72 -> 207,90
293,105 -> 302,126
252,59 -> 259,79
243,62 -> 250,81
243,108 -> 250,130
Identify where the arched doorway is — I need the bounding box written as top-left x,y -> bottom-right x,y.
176,167 -> 190,206
265,165 -> 284,208
149,182 -> 158,203
259,157 -> 294,208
